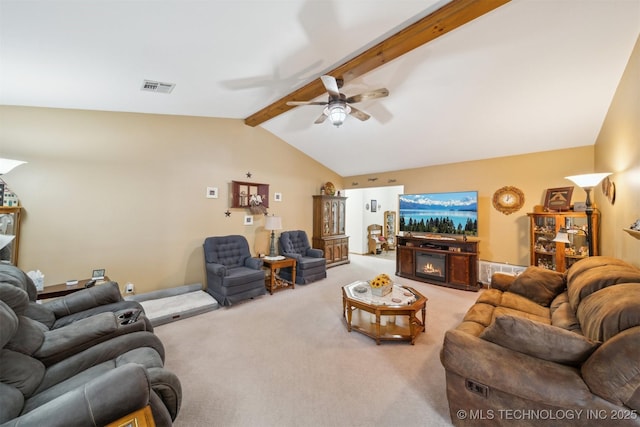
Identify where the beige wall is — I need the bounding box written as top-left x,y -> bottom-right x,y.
0,107 -> 341,293
2,36 -> 638,294
594,35 -> 640,267
342,146 -> 594,266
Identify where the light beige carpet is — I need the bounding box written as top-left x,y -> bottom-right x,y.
154,253 -> 480,427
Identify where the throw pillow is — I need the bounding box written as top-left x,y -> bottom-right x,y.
508,266 -> 565,307
480,314 -> 600,365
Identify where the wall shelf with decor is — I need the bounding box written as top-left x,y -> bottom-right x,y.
312,195 -> 349,267
395,235 -> 479,291
231,181 -> 269,210
527,211 -> 599,272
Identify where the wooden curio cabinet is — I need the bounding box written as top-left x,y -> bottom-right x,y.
383,211 -> 396,250
312,195 -> 349,267
527,211 -> 599,272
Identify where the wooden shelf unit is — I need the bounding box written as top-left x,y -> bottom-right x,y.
395,235 -> 480,291
528,211 -> 599,272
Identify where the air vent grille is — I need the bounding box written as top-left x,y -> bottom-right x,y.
141,80 -> 175,94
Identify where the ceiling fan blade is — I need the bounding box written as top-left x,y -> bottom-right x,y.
314,112 -> 328,124
348,106 -> 370,121
286,101 -> 328,106
345,88 -> 389,104
320,75 -> 341,99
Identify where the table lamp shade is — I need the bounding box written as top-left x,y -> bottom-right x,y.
265,216 -> 282,231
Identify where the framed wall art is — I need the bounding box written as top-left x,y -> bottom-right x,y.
371,199 -> 377,213
544,187 -> 573,211
244,215 -> 253,226
206,187 -> 219,199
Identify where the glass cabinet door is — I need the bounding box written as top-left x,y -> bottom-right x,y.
0,207 -> 21,266
323,201 -> 331,235
532,215 -> 557,270
338,200 -> 345,234
330,200 -> 338,234
563,215 -> 590,270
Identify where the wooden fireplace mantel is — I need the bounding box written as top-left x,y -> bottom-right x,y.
395,235 -> 480,291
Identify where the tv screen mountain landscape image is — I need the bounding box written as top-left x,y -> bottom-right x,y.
399,191 -> 478,236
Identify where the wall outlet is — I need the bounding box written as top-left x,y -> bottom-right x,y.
125,283 -> 135,294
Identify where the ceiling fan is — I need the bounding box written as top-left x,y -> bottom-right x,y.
286,75 -> 389,127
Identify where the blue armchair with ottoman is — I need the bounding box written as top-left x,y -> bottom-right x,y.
203,235 -> 266,306
278,230 -> 327,284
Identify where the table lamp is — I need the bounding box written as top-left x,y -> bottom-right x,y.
265,215 -> 282,257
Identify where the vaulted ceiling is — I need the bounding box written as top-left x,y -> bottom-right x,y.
1,0 -> 639,176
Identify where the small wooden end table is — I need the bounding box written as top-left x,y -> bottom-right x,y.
262,257 -> 296,294
37,277 -> 111,300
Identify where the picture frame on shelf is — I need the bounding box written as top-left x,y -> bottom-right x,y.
92,269 -> 105,280
544,187 -> 573,211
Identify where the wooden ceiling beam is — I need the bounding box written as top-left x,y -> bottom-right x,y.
244,0 -> 510,127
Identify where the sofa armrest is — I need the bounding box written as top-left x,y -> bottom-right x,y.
244,257 -> 263,270
441,329 -> 594,406
3,363 -> 152,427
34,312 -> 147,366
147,367 -> 182,421
305,248 -> 324,258
43,282 -> 123,318
37,332 -> 166,391
282,252 -> 302,262
206,262 -> 227,277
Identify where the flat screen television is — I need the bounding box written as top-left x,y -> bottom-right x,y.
399,191 -> 478,236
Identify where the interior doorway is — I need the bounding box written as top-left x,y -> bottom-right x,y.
344,185 -> 404,255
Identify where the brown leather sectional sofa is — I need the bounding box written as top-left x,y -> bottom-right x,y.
441,256 -> 640,427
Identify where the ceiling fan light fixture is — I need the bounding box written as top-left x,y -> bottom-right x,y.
326,103 -> 351,127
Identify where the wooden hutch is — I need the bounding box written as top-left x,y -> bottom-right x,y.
312,195 -> 349,267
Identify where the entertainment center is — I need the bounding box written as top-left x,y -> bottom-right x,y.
395,234 -> 480,291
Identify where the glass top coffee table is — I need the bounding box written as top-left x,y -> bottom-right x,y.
342,281 -> 427,345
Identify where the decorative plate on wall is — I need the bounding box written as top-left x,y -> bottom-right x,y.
492,186 -> 525,215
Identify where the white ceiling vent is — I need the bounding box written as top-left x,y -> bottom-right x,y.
141,80 -> 175,94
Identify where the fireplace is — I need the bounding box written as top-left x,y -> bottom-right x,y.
415,252 -> 446,282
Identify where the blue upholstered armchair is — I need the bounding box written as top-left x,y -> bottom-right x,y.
278,230 -> 327,284
203,235 -> 266,306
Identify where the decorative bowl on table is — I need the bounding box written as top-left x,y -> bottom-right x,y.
369,273 -> 393,297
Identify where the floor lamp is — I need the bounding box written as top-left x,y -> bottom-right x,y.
564,172 -> 611,257
265,215 -> 282,257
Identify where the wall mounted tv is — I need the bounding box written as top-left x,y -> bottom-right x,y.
399,191 -> 478,236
